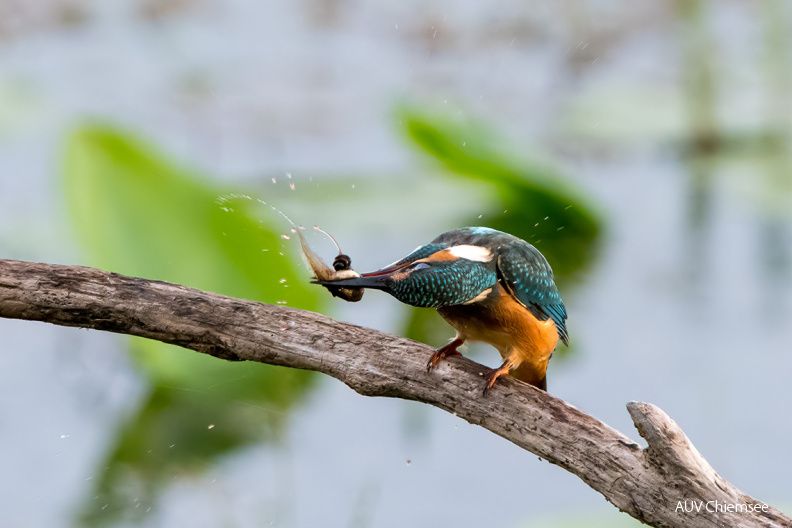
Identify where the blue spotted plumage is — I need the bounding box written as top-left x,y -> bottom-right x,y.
314,227 -> 568,393
388,257 -> 497,307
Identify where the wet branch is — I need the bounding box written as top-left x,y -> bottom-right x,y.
0,259 -> 788,528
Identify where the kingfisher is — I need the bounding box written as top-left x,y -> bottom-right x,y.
314,227 -> 568,393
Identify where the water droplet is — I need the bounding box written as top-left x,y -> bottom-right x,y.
287,172 -> 292,179
478,214 -> 482,219
60,434 -> 70,439
276,300 -> 287,305
279,278 -> 287,283
281,234 -> 290,240
208,424 -> 215,429
289,321 -> 295,327
272,177 -> 277,184
169,444 -> 175,448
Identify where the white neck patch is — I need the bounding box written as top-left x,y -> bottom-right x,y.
448,244 -> 493,262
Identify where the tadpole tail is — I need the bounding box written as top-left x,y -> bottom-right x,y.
297,229 -> 335,281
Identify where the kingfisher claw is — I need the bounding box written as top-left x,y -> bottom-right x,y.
482,360 -> 515,395
426,338 -> 464,373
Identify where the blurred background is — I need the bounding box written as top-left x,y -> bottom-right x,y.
1,0 -> 791,526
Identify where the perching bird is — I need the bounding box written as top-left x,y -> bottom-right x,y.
314,227 -> 568,393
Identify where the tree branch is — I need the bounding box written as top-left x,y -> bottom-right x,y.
0,259 -> 787,528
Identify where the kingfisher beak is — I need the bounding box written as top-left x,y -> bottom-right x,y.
312,274 -> 390,291
356,262 -> 406,277
312,262 -> 409,291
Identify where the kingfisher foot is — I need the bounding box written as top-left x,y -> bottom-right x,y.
482,359 -> 516,396
426,338 -> 464,373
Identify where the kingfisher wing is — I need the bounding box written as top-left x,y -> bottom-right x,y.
496,246 -> 569,346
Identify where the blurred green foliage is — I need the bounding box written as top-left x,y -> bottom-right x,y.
400,106 -> 601,279
63,124 -> 318,308
397,107 -> 603,351
62,124 -> 322,525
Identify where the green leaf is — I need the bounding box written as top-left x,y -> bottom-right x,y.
63,124 -> 317,307
399,106 -> 602,282
62,123 -> 322,395
62,123 -> 322,525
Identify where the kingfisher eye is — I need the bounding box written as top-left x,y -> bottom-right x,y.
413,262 -> 430,271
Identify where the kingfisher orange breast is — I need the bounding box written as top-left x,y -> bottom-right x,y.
437,283 -> 559,386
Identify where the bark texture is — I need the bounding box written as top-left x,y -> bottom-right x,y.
0,259 -> 788,528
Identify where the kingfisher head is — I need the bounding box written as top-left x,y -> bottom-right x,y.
313,232 -> 498,308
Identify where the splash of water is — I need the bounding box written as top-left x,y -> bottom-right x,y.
216,193 -> 302,230
216,192 -> 349,255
